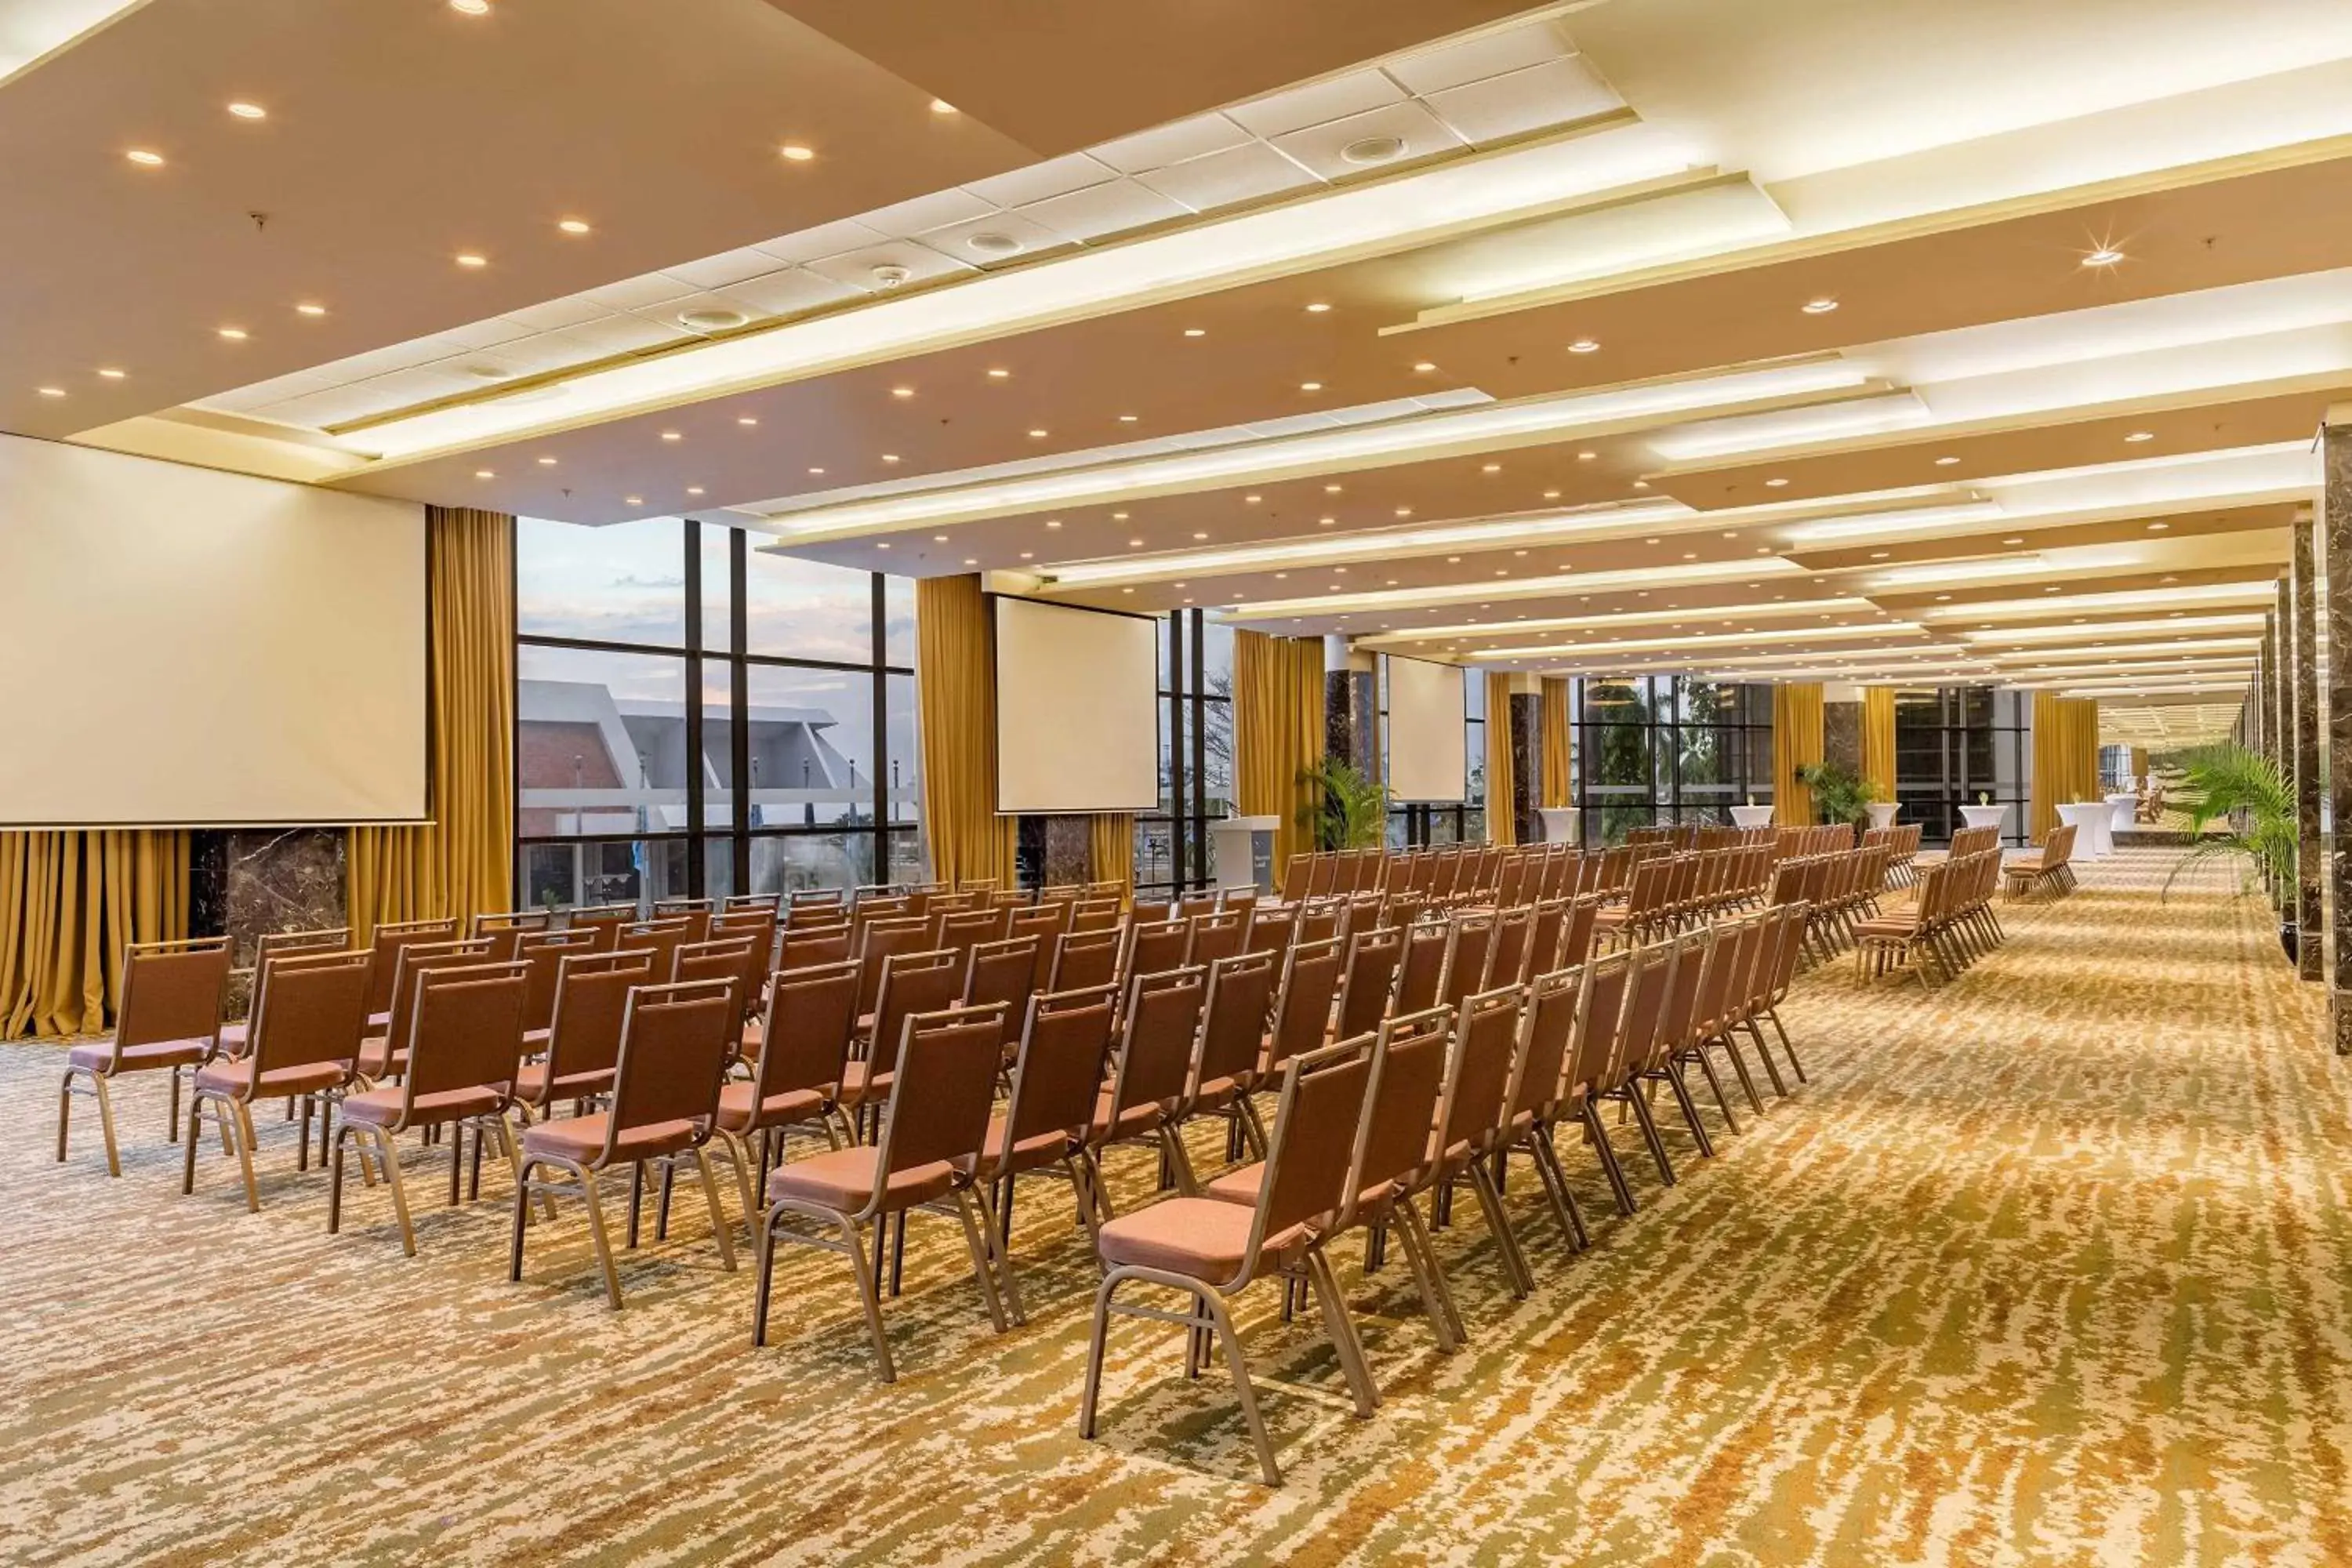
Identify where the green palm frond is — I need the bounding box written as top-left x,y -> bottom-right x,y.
2159,743 -> 2296,902
1296,760 -> 1388,851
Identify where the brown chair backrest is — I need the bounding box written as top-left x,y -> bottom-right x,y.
539,950 -> 658,1095
1007,904 -> 1069,944
866,1005 -> 1008,1212
1566,949 -> 1633,1099
724,892 -> 782,913
1123,918 -> 1190,978
594,979 -> 739,1163
753,959 -> 858,1104
1334,926 -> 1403,1041
779,924 -> 855,972
856,917 -> 936,1014
1435,985 -> 1522,1167
936,906 -> 1011,963
868,949 -> 964,1063
379,938 -> 494,1051
1509,966 -> 1583,1125
564,904 -> 637,950
470,910 -> 552,961
1242,1036 -> 1376,1287
400,962 -> 529,1106
246,949 -> 374,1087
617,916 -> 695,983
1295,896 -> 1345,948
963,935 -> 1042,1049
1343,1005 -> 1451,1220
111,937 -> 232,1063
1654,927 -> 1716,1062
1265,935 -> 1342,1076
1609,939 -> 1675,1093
1100,966 -> 1207,1133
1523,898 -> 1568,980
1193,950 -> 1279,1094
1186,909 -> 1247,967
515,927 -> 601,1033
1395,920 -> 1450,1015
673,936 -> 764,1029
710,908 -> 778,959
1486,906 -> 1531,987
1049,927 -> 1122,992
997,985 -> 1119,1164
364,917 -> 460,1014
1244,904 -> 1297,956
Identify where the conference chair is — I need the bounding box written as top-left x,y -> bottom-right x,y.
513,950 -> 655,1123
673,935 -> 764,1036
1494,964 -> 1591,1254
361,916 -> 460,1021
355,938 -> 493,1087
1560,949 -> 1639,1216
1423,985 -> 1536,1301
1187,909 -> 1247,967
841,949 -> 963,1130
181,949 -> 372,1211
1122,917 -> 1190,979
510,978 -> 740,1310
777,924 -> 854,975
1048,928 -> 1122,992
1083,967 -> 1209,1205
514,927 -> 601,1041
1080,1036 -> 1377,1486
753,1004 -> 1015,1380
328,962 -> 528,1255
470,909 -> 552,961
1185,951 -> 1281,1163
712,959 -> 859,1219
1333,926 -> 1404,1044
57,935 -> 230,1176
961,935 -> 1043,1056
218,927 -> 349,1056
976,985 -> 1120,1307
615,916 -> 695,986
564,903 -> 638,949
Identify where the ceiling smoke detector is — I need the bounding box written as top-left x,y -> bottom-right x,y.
965,231 -> 1024,258
1341,134 -> 1406,165
870,264 -> 913,289
678,307 -> 749,333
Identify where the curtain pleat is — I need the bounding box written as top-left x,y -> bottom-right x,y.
347,506 -> 515,943
1771,683 -> 1825,826
1,829 -> 189,1039
1236,630 -> 1323,880
1484,672 -> 1516,846
1861,686 -> 1898,798
2031,692 -> 2101,842
1540,677 -> 1572,809
1089,813 -> 1134,898
914,575 -> 1018,889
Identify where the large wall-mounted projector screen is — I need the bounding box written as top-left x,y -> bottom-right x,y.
0,434 -> 427,828
993,596 -> 1160,814
1387,655 -> 1468,804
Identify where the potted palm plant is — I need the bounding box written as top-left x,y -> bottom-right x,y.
1793,760 -> 1878,831
1296,759 -> 1388,851
2161,743 -> 2298,958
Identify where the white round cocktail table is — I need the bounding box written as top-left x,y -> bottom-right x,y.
2056,800 -> 2107,858
1958,803 -> 2009,838
1730,804 -> 1774,829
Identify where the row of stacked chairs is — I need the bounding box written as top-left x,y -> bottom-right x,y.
1856,829 -> 2009,985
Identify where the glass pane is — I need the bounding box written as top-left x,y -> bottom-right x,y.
743,663 -> 873,828
1200,698 -> 1234,818
1134,815 -> 1178,892
885,826 -> 924,885
1200,619 -> 1234,700
886,672 -> 920,825
741,546 -> 873,662
518,838 -> 688,914
517,645 -> 688,837
1466,720 -> 1486,808
699,523 -> 734,654
1465,670 -> 1486,721
884,574 -> 916,669
517,516 -> 687,648
703,837 -> 734,902
744,832 -> 878,895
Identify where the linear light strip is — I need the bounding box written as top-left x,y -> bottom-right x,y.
1219,556 -> 1807,619
1958,612 -> 2267,643
1360,596 -> 1878,646
1470,622 -> 1936,661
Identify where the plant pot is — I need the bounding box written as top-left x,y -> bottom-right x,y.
2281,919 -> 2299,962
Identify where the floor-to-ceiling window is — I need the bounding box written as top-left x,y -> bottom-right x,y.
1377,657 -> 1485,847
1893,686 -> 2030,847
514,517 -> 917,910
1570,676 -> 1773,844
1134,610 -> 1232,901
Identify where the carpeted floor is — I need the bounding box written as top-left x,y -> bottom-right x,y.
4,848 -> 2349,1566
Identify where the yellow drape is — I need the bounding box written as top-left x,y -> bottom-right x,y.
348,506 -> 515,944
1089,813 -> 1134,899
1539,676 -> 1572,809
1,830 -> 190,1039
2031,692 -> 2100,842
1771,683 -> 1825,826
915,575 -> 1018,889
1860,686 -> 1898,799
1236,630 -> 1323,880
1483,672 -> 1516,846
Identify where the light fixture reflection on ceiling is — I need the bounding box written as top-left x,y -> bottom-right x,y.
780,143 -> 815,162
227,102 -> 266,121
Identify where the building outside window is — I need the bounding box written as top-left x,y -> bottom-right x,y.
1132,610 -> 1232,902
1570,676 -> 1773,844
1893,686 -> 2031,847
514,517 -> 917,910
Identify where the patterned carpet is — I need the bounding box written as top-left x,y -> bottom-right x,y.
4,848 -> 2349,1566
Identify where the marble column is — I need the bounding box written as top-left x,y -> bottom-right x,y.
1323,637 -> 1377,779
1820,681 -> 1863,775
2322,412 -> 2352,1052
2293,519 -> 2323,980
188,827 -> 348,1011
1508,686 -> 1541,845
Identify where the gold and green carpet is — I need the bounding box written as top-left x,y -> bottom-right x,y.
3,848 -> 2347,1566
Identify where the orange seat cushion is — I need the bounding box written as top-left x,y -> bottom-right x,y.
341,1083 -> 503,1128
520,1112 -> 696,1166
716,1082 -> 827,1134
1095,1196 -> 1305,1279
763,1145 -> 958,1214
67,1036 -> 210,1073
194,1057 -> 347,1098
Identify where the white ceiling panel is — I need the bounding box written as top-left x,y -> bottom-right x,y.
858,186 -> 1000,240
750,218 -> 894,266
1225,67 -> 1408,139
663,245 -> 797,292
804,241 -> 977,293
1017,176 -> 1197,241
1272,100 -> 1467,181
1091,112 -> 1254,174
1425,56 -> 1624,145
915,212 -> 1078,268
713,267 -> 866,318
1136,140 -> 1322,213
1385,17 -> 1577,95
962,151 -> 1121,209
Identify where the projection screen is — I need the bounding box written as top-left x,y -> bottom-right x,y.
993,595 -> 1160,813
0,434 -> 428,828
1386,655 -> 1468,803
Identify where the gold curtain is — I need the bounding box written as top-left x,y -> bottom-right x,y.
2031,692 -> 2100,842
1484,672 -> 1517,846
347,506 -> 515,944
1860,686 -> 1898,798
1771,683 -> 1825,826
1,830 -> 190,1039
1089,813 -> 1134,899
1539,676 -> 1572,809
915,575 -> 1018,889
1236,630 -> 1324,880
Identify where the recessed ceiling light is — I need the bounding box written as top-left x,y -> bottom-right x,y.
738,416 -> 758,426
1183,328 -> 1205,338
35,387 -> 65,397
1192,532 -> 1209,540
1632,480 -> 1650,489
1481,463 -> 1501,474
808,466 -> 825,475
1020,551 -> 1034,560
779,143 -> 815,162
659,431 -> 681,442
1576,451 -> 1597,462
2082,247 -> 2125,267
1305,302 -> 1331,314
890,387 -> 914,399
227,102 -> 267,121
2125,430 -> 2155,443
1323,484 -> 1341,494
1413,361 -> 1436,373
2148,521 -> 2169,531
1244,494 -> 1261,503
1300,381 -> 1323,392
881,453 -> 900,463
1445,557 -> 1460,564
2002,537 -> 2024,546
1933,456 -> 1962,467
966,232 -> 1022,257
1395,506 -> 1412,517
1870,550 -> 1889,559
455,252 -> 488,268
1802,296 -> 1838,314
934,534 -> 949,543
474,469 -> 494,479
873,539 -> 887,547
1028,428 -> 1048,438
1935,593 -> 1951,601
1764,477 -> 1788,488
216,326 -> 248,340
930,100 -> 958,114
625,495 -> 643,506
986,368 -> 1010,379
1319,516 -> 1335,526
1117,414 -> 1138,423
557,218 -> 591,235
1111,512 -> 1128,521
1341,134 -> 1406,165
449,0 -> 489,13
1542,489 -> 1561,499
964,558 -> 978,566
96,368 -> 124,379
295,302 -> 327,317
536,456 -> 557,466
1046,519 -> 1062,528
125,149 -> 164,166
1643,537 -> 1661,545
1567,339 -> 1600,354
